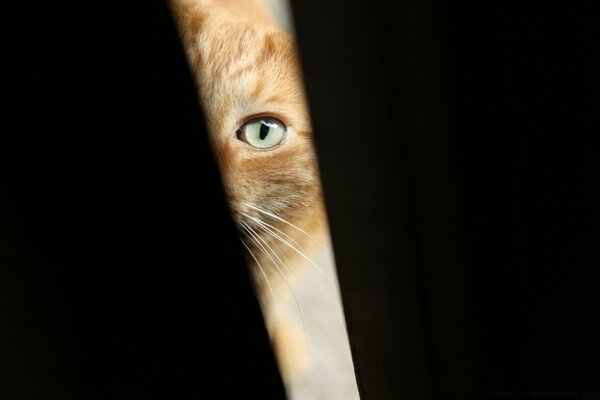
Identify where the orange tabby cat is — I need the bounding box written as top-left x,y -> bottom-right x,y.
169,0 -> 329,384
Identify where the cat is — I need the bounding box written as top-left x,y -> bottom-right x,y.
168,0 -> 330,385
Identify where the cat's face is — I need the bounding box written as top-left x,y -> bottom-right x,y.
177,4 -> 322,228
171,3 -> 337,384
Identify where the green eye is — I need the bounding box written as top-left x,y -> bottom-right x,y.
237,117 -> 287,149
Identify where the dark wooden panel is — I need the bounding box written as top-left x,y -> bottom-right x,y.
291,0 -> 598,398
290,1 -> 476,399
1,2 -> 285,399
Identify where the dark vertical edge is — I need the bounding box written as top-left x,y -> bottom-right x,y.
389,1 -> 480,399
1,1 -> 286,398
289,0 -> 450,398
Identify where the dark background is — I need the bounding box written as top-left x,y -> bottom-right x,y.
291,0 -> 598,399
2,0 -> 599,399
2,1 -> 285,399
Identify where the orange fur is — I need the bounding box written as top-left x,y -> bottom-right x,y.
169,0 -> 328,384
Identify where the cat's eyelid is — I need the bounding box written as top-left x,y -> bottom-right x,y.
237,112 -> 290,129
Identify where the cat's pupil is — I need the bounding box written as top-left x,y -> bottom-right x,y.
259,122 -> 270,140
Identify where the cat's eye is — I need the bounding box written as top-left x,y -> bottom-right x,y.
237,117 -> 287,149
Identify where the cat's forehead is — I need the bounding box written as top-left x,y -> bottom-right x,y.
198,16 -> 294,81
193,12 -> 308,133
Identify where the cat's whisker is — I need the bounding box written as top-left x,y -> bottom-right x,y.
243,202 -> 324,249
253,224 -> 295,280
241,224 -> 308,346
253,219 -> 335,289
241,222 -> 294,280
270,236 -> 291,264
240,238 -> 275,304
240,211 -> 302,250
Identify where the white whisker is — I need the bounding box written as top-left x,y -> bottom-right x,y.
242,222 -> 294,282
240,211 -> 302,250
243,222 -> 295,280
251,218 -> 335,289
240,238 -> 275,304
241,224 -> 308,346
270,236 -> 291,264
243,202 -> 324,249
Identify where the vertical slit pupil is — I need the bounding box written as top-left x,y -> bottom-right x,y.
259,122 -> 270,140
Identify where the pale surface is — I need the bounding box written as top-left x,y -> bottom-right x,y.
282,239 -> 360,400
263,2 -> 360,397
